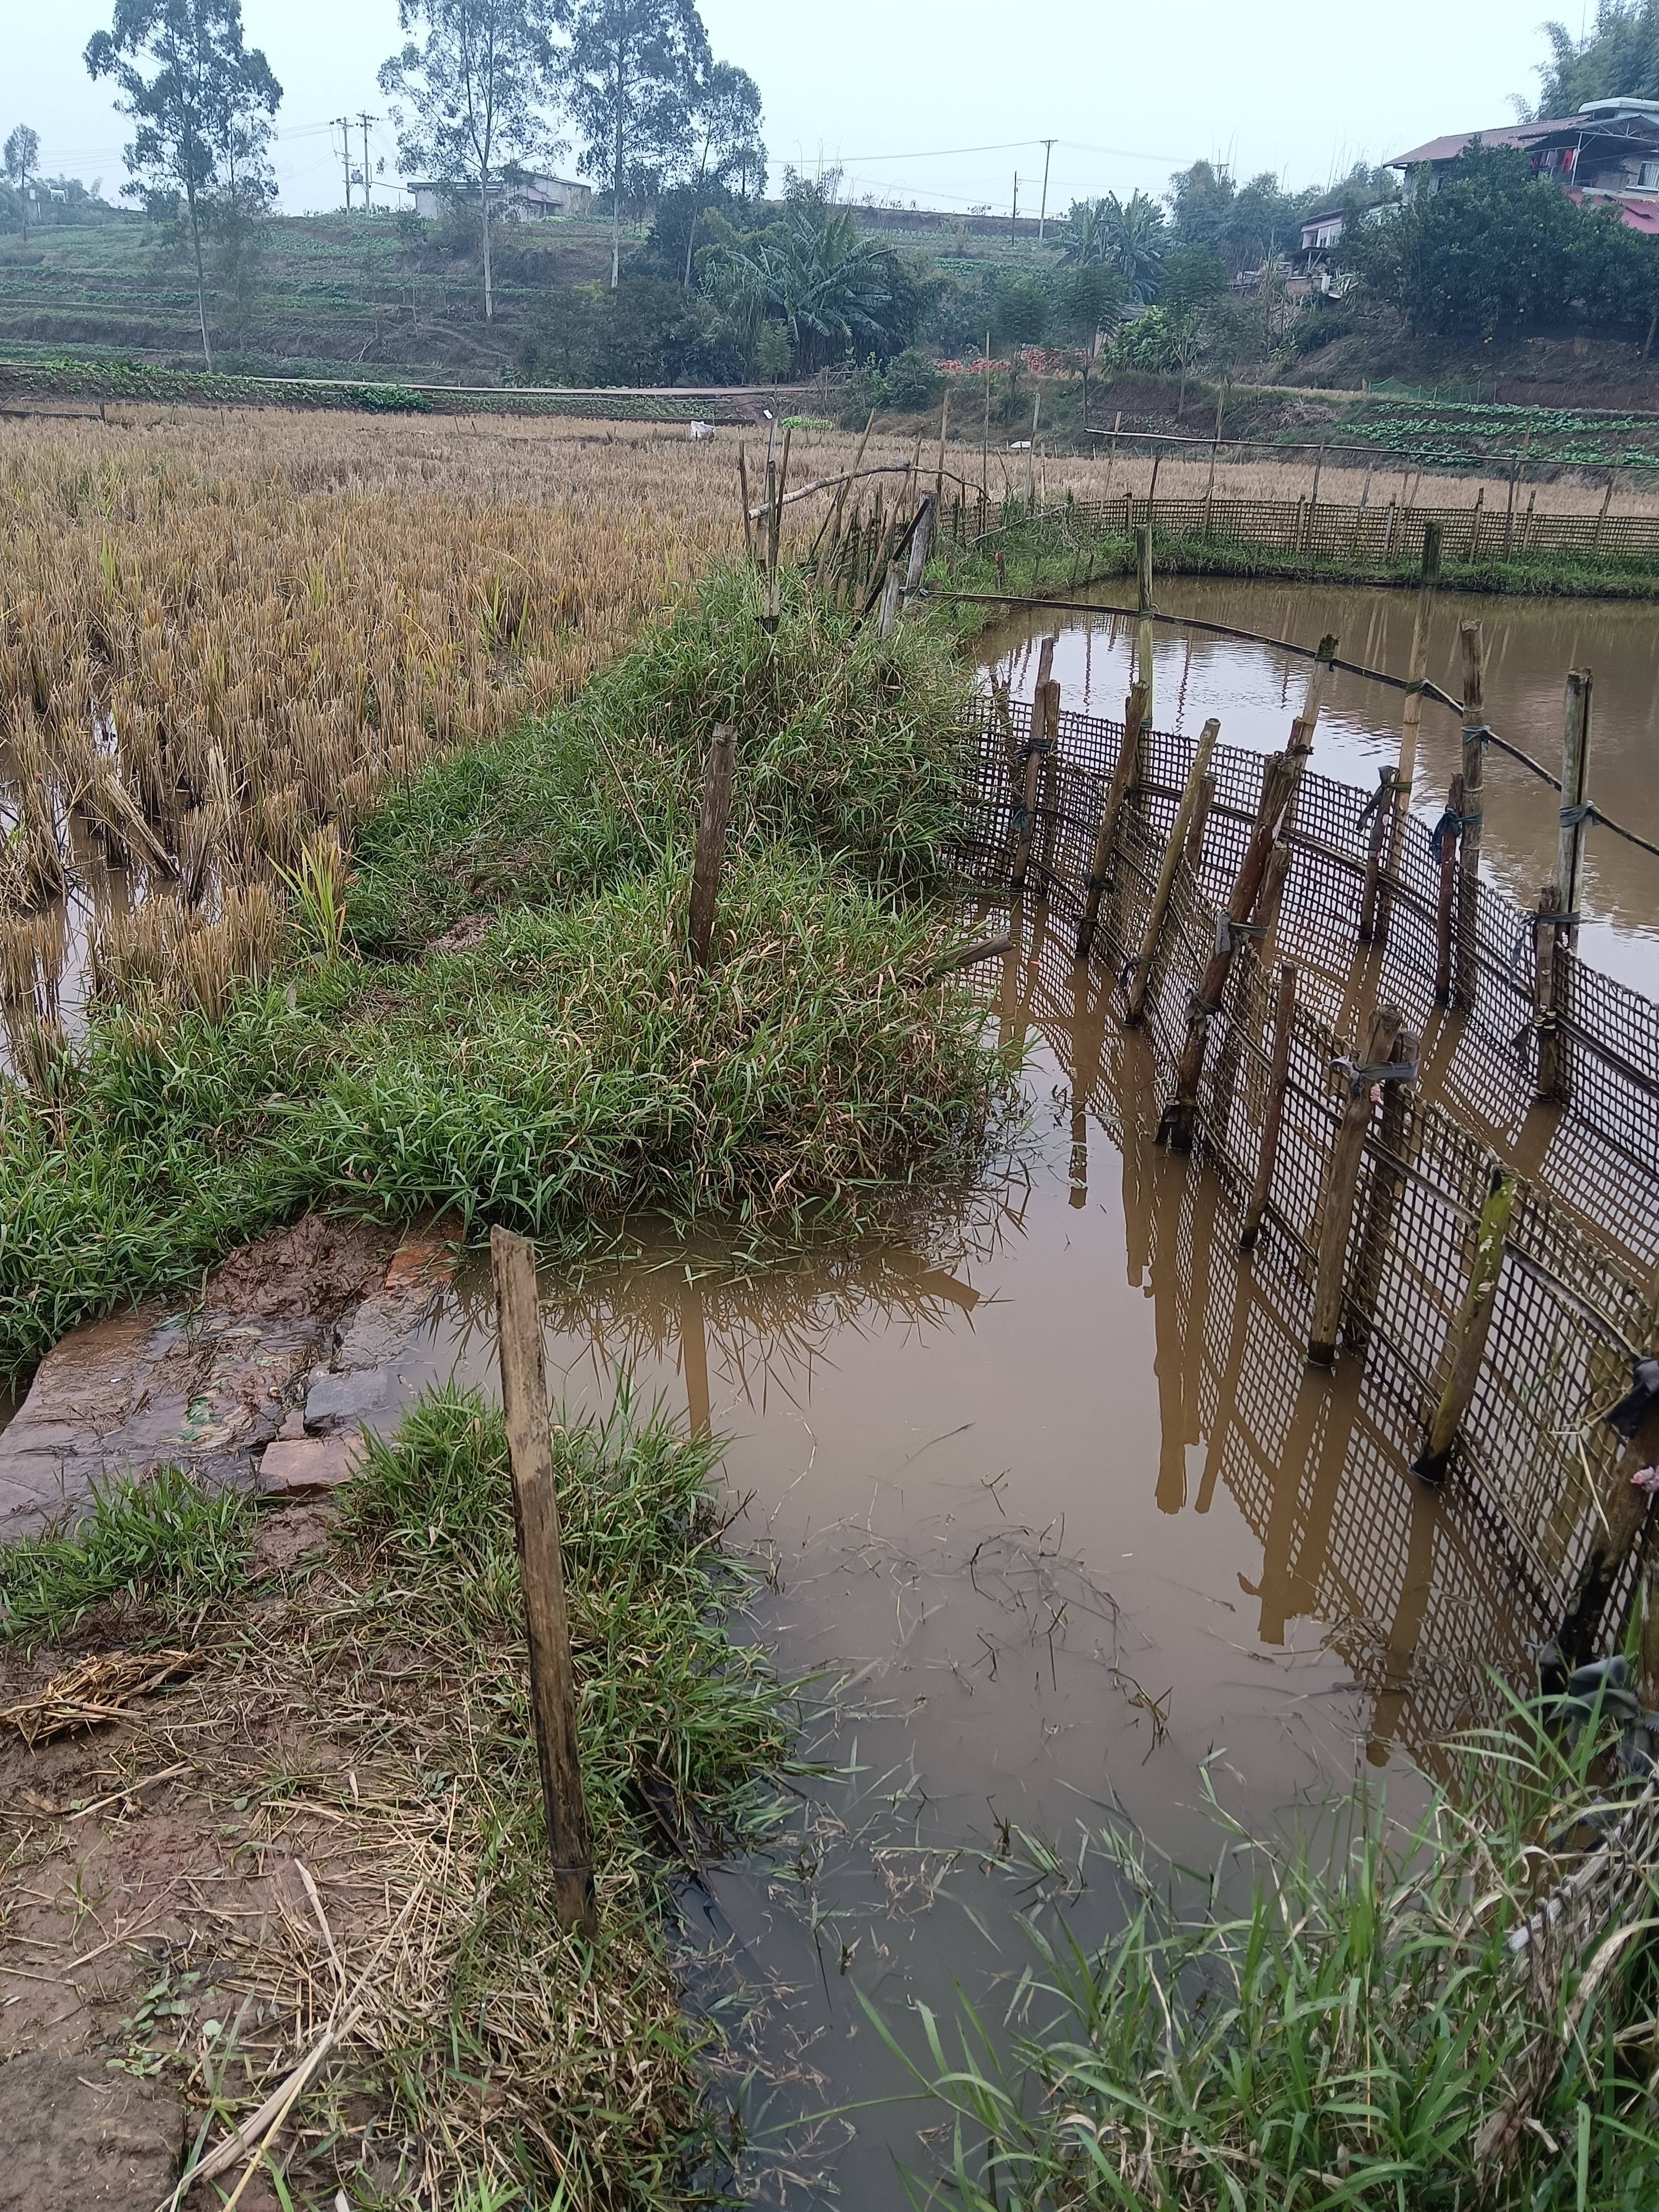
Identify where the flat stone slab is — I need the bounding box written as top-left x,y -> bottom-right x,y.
257,1432 -> 367,1496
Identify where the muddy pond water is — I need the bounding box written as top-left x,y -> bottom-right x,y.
980,577 -> 1659,999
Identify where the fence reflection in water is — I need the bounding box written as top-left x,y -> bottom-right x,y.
953,689 -> 1659,1668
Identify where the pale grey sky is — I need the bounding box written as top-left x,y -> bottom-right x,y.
7,0 -> 1563,218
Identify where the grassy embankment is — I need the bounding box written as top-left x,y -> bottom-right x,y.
0,571 -> 1008,1385
1,1384 -> 793,2207
892,1710 -> 1659,2210
929,500 -> 1659,607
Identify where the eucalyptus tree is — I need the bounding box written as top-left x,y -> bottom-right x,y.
561,0 -> 710,289
677,59 -> 764,283
380,0 -> 565,323
84,0 -> 281,367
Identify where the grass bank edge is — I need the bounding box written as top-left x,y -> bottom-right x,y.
890,1705 -> 1659,2210
931,511 -> 1659,617
1,1382 -> 798,2208
0,569 -> 1016,1387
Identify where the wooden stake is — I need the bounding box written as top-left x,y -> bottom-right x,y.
1184,770 -> 1214,877
1073,680 -> 1147,960
737,445 -> 754,564
687,722 -> 736,967
1362,519 -> 1439,942
1136,523 -> 1155,722
490,1227 -> 596,1938
1161,752 -> 1295,1153
1126,718 -> 1219,1025
1009,666 -> 1053,893
934,390 -> 950,508
1532,879 -> 1561,1102
1454,618 -> 1485,1010
1556,668 -> 1592,948
1412,1165 -> 1516,1480
1240,960 -> 1297,1253
1433,771 -> 1462,1003
1308,1002 -> 1404,1366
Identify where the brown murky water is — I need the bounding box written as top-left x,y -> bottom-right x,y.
365,921 -> 1519,2201
982,579 -> 1659,998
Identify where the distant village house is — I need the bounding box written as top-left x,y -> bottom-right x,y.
406,173 -> 593,223
1389,97 -> 1659,236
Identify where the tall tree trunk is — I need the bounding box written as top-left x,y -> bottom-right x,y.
683,206 -> 699,288
481,178 -> 493,321
610,96 -> 624,290
186,182 -> 213,370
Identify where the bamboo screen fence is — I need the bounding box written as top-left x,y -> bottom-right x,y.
953,690 -> 1659,1655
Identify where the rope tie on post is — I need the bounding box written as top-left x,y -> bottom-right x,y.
1429,807 -> 1481,863
1355,769 -> 1392,832
1187,989 -> 1223,1028
1118,950 -> 1149,994
1560,800 -> 1602,830
1329,1053 -> 1420,1100
1214,915 -> 1267,957
1017,733 -> 1053,762
1506,905 -> 1579,981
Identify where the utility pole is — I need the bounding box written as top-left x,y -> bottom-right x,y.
335,118 -> 353,210
357,114 -> 379,211
1038,138 -> 1057,242
1011,172 -> 1019,244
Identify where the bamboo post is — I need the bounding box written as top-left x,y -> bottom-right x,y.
1308,1002 -> 1404,1367
1412,1166 -> 1517,1481
897,493 -> 936,621
1009,641 -> 1056,892
1184,770 -> 1214,877
490,1227 -> 597,1937
1073,680 -> 1148,960
1104,408 -> 1122,493
1556,668 -> 1592,950
1433,771 -> 1463,1003
1035,672 -> 1062,884
1026,388 -> 1040,511
1160,752 -> 1296,1154
1454,619 -> 1486,1010
1532,880 -> 1561,1101
737,444 -> 754,564
819,408 -> 876,572
1240,960 -> 1298,1253
687,722 -> 736,967
1125,717 -> 1220,1025
1594,466 -> 1616,551
934,390 -> 950,508
1362,519 -> 1439,943
1136,523 -> 1155,723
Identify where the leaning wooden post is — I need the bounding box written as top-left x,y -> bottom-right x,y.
1240,960 -> 1298,1254
898,492 -> 936,618
1073,680 -> 1148,960
737,444 -> 755,565
1010,640 -> 1057,893
1307,1002 -> 1404,1367
1184,770 -> 1214,876
1412,1166 -> 1517,1481
1453,618 -> 1486,1010
1432,771 -> 1463,1003
1556,668 -> 1592,952
1136,522 -> 1155,723
1362,520 -> 1440,943
491,1227 -> 597,1938
687,722 -> 736,968
1160,751 -> 1296,1154
1125,718 -> 1219,1025
1532,880 -> 1561,1101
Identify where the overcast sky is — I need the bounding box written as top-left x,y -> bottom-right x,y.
10,0 -> 1566,218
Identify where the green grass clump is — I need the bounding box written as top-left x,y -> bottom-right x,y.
0,1465 -> 253,1647
894,1725 -> 1659,2210
0,569 -> 1001,1383
350,565 -> 972,955
320,1383 -> 792,2204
